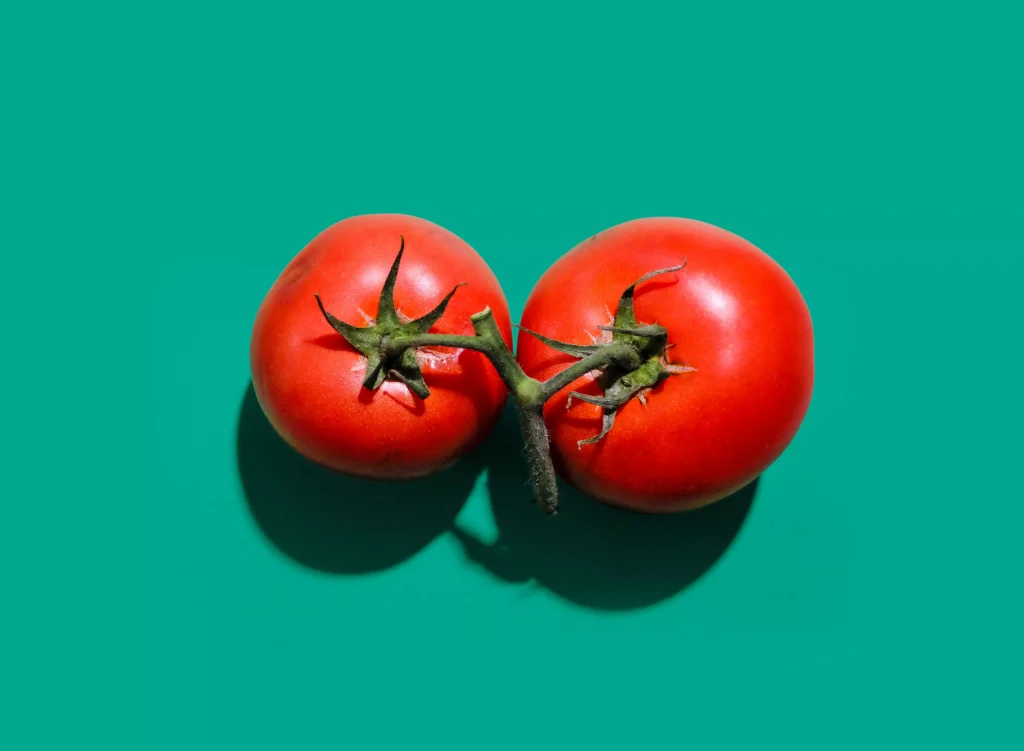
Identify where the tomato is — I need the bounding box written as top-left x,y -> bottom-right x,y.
250,214 -> 512,480
516,217 -> 814,512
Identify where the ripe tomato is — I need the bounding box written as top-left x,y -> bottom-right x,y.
517,218 -> 814,512
250,214 -> 512,479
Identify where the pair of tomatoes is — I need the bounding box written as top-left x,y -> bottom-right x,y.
250,214 -> 814,512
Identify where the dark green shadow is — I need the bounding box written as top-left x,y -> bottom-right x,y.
236,383 -> 479,573
237,387 -> 755,608
452,404 -> 758,610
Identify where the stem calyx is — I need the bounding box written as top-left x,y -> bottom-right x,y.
315,236 -> 465,400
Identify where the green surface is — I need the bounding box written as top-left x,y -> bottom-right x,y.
4,2 -> 1022,749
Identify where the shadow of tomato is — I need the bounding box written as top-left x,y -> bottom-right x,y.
237,386 -> 756,609
235,383 -> 480,573
452,405 -> 758,610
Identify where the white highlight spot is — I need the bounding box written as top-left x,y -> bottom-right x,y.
690,276 -> 738,325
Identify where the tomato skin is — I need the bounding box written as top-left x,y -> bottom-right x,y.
517,218 -> 814,512
250,214 -> 512,480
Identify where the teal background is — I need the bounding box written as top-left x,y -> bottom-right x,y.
4,2 -> 1021,749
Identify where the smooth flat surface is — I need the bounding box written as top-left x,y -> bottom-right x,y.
4,2 -> 1021,749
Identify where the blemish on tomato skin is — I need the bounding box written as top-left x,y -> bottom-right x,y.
278,242 -> 331,294
279,256 -> 312,290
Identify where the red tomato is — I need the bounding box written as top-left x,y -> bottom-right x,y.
517,218 -> 814,512
250,214 -> 512,479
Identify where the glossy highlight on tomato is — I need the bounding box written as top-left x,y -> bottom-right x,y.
250,214 -> 512,480
517,217 -> 814,512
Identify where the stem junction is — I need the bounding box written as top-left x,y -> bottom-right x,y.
315,237 -> 693,515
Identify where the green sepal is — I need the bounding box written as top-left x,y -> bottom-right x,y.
567,263 -> 692,448
406,283 -> 466,334
374,235 -> 405,327
515,325 -> 603,358
598,323 -> 668,337
315,294 -> 378,355
613,263 -> 685,329
315,236 -> 465,400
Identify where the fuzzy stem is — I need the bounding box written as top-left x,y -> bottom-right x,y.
518,407 -> 559,515
387,333 -> 491,353
538,343 -> 636,401
470,309 -> 542,401
386,307 -> 635,515
319,245 -> 681,517
386,309 -> 542,398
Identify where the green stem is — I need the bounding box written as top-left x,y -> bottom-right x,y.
317,241 -> 683,517
387,333 -> 490,352
387,309 -> 542,400
386,307 -> 632,515
538,342 -> 637,401
517,407 -> 558,515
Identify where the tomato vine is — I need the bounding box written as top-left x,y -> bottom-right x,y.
316,236 -> 689,515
